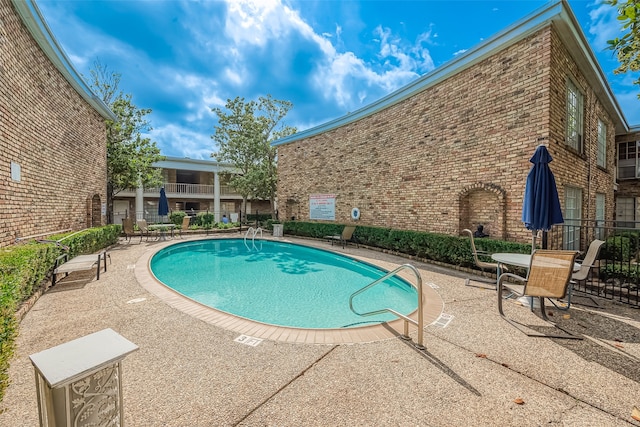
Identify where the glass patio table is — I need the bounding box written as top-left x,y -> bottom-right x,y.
148,223 -> 176,240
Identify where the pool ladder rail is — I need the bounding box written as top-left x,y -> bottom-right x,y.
349,264 -> 425,350
244,227 -> 263,251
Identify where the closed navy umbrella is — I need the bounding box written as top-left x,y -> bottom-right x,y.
158,188 -> 169,222
521,145 -> 564,252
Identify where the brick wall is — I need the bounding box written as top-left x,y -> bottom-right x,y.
547,27 -> 617,230
276,25 -> 617,244
0,0 -> 108,247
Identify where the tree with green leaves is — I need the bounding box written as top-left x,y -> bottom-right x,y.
212,95 -> 296,219
607,0 -> 640,97
88,61 -> 164,223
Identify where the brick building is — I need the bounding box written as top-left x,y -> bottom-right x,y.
114,157 -> 271,225
273,1 -> 630,247
0,0 -> 115,247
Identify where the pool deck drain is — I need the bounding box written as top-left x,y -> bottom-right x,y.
135,237 -> 445,345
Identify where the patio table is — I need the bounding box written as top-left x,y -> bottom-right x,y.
149,224 -> 176,241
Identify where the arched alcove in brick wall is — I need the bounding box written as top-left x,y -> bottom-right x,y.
89,194 -> 102,228
458,183 -> 506,239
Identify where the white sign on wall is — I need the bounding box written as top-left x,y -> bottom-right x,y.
309,194 -> 336,221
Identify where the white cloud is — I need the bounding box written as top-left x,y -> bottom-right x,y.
146,124 -> 214,160
218,0 -> 434,110
587,1 -> 622,51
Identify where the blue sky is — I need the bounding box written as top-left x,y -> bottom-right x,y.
36,0 -> 637,160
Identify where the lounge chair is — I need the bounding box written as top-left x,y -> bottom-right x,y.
325,226 -> 357,249
462,228 -> 503,288
122,217 -> 141,242
497,249 -> 581,339
52,251 -> 110,285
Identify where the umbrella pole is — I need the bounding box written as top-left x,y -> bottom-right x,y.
531,230 -> 536,254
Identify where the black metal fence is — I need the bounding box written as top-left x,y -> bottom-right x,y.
544,220 -> 640,307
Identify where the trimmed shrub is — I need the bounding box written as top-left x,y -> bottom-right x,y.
169,211 -> 187,227
0,225 -> 119,401
282,221 -> 530,268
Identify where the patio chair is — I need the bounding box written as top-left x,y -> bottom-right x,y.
178,216 -> 191,238
122,217 -> 141,242
497,249 -> 581,339
325,226 -> 357,249
136,219 -> 158,241
462,228 -> 503,288
550,239 -> 605,310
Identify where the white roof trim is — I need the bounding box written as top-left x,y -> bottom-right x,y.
12,0 -> 116,120
273,0 -> 628,146
155,157 -> 240,174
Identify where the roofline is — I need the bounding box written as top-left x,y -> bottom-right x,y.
154,156 -> 240,174
555,0 -> 628,133
12,0 -> 116,121
272,0 -> 628,147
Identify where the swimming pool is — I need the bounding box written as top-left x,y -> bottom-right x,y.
150,239 -> 418,329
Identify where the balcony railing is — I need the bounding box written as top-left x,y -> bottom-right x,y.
121,183 -> 241,197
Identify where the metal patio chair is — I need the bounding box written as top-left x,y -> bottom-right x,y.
497,249 -> 581,339
462,228 -> 502,288
136,219 -> 158,241
122,217 -> 141,243
178,216 -> 191,238
324,226 -> 357,249
549,239 -> 605,311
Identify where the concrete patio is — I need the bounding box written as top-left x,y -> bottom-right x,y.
1,233 -> 639,426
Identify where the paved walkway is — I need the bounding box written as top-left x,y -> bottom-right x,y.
1,233 -> 639,426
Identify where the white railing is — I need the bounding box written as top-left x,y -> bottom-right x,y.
121,183 -> 242,197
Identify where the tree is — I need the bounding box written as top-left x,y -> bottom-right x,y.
88,61 -> 164,223
212,95 -> 296,219
607,0 -> 640,97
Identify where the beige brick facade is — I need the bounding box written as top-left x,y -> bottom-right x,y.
0,0 -> 108,247
276,24 -> 618,244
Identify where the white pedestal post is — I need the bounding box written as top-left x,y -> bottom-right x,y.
29,328 -> 139,427
272,224 -> 284,237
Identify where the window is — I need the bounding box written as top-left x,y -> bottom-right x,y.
563,186 -> 582,250
566,79 -> 584,152
595,193 -> 605,239
597,119 -> 606,168
616,196 -> 636,228
618,141 -> 640,179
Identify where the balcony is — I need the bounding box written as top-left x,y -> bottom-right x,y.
117,183 -> 242,199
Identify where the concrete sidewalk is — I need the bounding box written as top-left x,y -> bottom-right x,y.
1,234 -> 639,426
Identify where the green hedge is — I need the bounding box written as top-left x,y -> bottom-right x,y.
0,225 -> 120,402
282,221 -> 531,268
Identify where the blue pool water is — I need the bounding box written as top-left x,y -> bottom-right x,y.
150,239 -> 418,329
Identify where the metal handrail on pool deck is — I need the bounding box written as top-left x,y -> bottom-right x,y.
244,227 -> 263,250
349,264 -> 425,350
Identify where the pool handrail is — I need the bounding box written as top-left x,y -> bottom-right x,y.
349,263 -> 424,350
244,227 -> 263,250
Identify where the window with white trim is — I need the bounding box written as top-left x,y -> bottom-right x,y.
618,141 -> 640,179
566,79 -> 584,152
597,119 -> 606,168
616,196 -> 636,228
595,193 -> 605,239
563,186 -> 582,250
